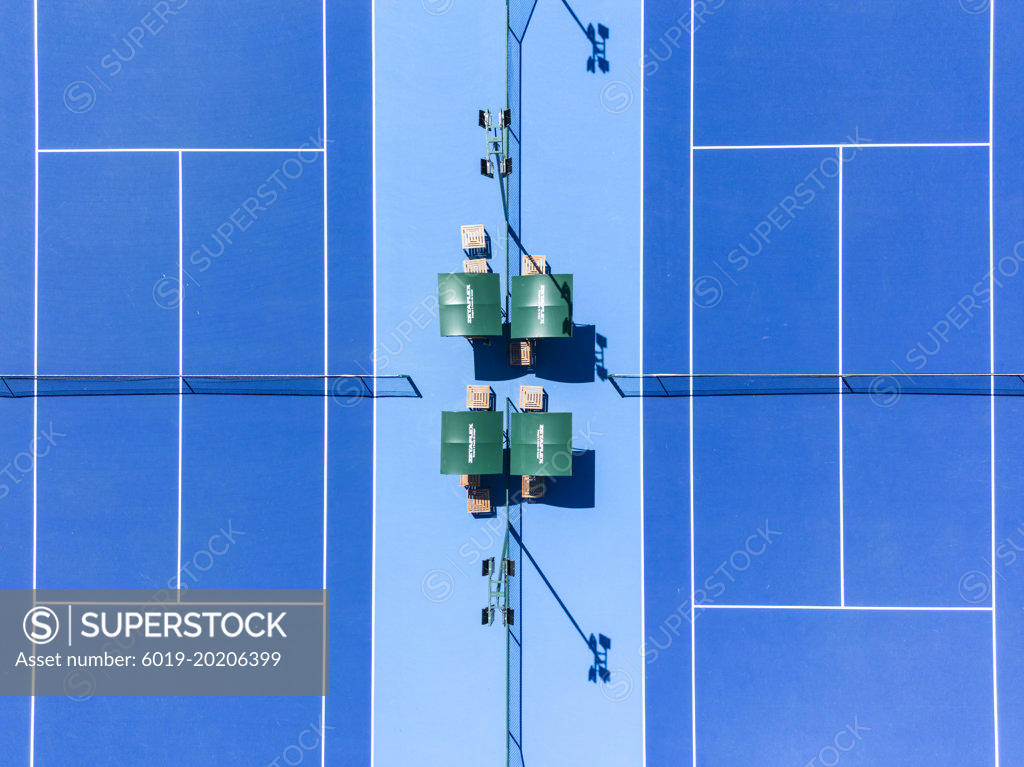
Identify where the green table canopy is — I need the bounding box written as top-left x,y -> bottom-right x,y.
438,273 -> 502,337
510,274 -> 573,339
509,412 -> 573,477
440,410 -> 504,475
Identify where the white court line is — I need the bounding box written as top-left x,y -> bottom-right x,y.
37,147 -> 324,154
697,604 -> 993,612
688,3 -> 697,766
30,0 -> 39,763
694,142 -> 990,151
638,1 -> 647,765
321,0 -> 329,763
176,151 -> 183,597
370,0 -> 378,764
838,148 -> 845,607
989,2 -> 999,764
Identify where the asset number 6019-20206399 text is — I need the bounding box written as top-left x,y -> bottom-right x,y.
141,650 -> 282,668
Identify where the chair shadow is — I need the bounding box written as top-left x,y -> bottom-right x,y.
532,449 -> 595,509
463,231 -> 492,259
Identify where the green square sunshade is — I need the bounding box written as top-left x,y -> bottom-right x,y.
440,410 -> 504,475
438,273 -> 502,337
510,274 -> 573,339
509,412 -> 572,477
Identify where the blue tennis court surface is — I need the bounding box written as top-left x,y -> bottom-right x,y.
2,0 -> 370,764
1,1 -> 1022,765
646,2 -> 1022,766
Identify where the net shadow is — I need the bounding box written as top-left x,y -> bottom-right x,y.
0,375 -> 420,399
609,374 -> 1024,398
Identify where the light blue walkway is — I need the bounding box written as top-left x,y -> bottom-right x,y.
373,0 -> 643,764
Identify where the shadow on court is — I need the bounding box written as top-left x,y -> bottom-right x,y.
472,324 -> 607,383
471,326 -> 527,382
471,450 -> 512,517
534,449 -> 595,509
535,325 -> 605,383
467,449 -> 595,511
